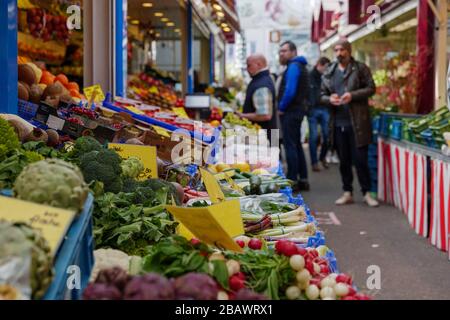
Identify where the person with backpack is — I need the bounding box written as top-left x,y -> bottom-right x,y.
278,41 -> 310,192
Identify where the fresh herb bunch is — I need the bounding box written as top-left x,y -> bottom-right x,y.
226,249 -> 296,300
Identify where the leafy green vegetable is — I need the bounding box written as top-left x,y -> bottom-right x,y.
141,236 -> 212,278
22,141 -> 61,159
0,150 -> 44,189
0,118 -> 20,156
226,249 -> 296,300
93,192 -> 178,256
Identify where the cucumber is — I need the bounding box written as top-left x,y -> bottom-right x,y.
232,173 -> 247,180
241,172 -> 253,179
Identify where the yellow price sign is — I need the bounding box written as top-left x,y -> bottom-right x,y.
0,196 -> 76,256
108,143 -> 158,179
200,168 -> 225,204
172,107 -> 190,119
151,125 -> 171,138
83,84 -> 106,103
167,200 -> 244,252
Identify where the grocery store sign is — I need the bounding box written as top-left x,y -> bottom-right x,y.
199,168 -> 226,204
0,196 -> 76,257
108,144 -> 158,179
167,200 -> 244,253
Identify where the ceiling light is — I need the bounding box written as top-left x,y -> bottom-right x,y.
155,33 -> 161,37
213,4 -> 222,11
167,22 -> 175,27
142,2 -> 153,7
161,17 -> 169,22
174,28 -> 181,33
221,23 -> 228,28
223,27 -> 231,32
154,12 -> 164,17
216,11 -> 225,18
131,20 -> 140,25
389,18 -> 417,33
150,29 -> 154,34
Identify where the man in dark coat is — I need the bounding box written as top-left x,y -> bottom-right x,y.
308,57 -> 331,172
320,40 -> 379,207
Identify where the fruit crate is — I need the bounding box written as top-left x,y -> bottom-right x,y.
0,190 -> 95,300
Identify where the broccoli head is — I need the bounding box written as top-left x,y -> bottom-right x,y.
79,149 -> 123,193
69,136 -> 103,162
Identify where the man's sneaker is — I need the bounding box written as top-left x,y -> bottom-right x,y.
335,192 -> 354,205
312,164 -> 321,172
330,154 -> 340,164
364,193 -> 380,207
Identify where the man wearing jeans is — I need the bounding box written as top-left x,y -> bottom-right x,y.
321,40 -> 379,207
278,41 -> 310,192
308,57 -> 331,172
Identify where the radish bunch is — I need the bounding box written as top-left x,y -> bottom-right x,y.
274,240 -> 371,300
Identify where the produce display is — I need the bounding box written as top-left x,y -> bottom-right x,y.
128,73 -> 181,109
0,71 -> 372,301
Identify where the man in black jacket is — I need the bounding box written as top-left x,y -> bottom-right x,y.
278,41 -> 311,192
321,40 -> 379,207
308,57 -> 331,172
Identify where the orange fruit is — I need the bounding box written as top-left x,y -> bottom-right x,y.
40,71 -> 55,85
55,74 -> 69,87
69,89 -> 80,98
67,82 -> 80,92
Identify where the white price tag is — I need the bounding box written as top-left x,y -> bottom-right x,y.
46,115 -> 65,131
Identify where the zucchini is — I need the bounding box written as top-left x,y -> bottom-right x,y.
232,173 -> 247,180
241,172 -> 253,179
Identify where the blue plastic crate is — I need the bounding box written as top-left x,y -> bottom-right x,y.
43,193 -> 95,300
18,99 -> 39,120
390,120 -> 403,140
420,129 -> 440,149
0,191 -> 95,300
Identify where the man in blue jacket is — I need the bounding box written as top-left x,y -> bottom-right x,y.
278,41 -> 310,192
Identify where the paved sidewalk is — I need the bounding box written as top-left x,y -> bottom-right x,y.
300,162 -> 450,300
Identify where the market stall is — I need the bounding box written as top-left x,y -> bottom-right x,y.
377,109 -> 450,252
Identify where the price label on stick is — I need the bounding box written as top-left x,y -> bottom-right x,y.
167,200 -> 244,252
199,168 -> 225,203
0,196 -> 76,256
83,84 -> 106,103
108,143 -> 158,179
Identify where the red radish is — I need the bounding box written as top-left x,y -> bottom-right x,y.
190,238 -> 201,246
336,274 -> 353,285
307,249 -> 319,260
229,275 -> 245,291
248,239 -> 263,250
235,272 -> 246,281
297,247 -> 307,256
305,259 -> 314,275
355,294 -> 371,300
275,240 -> 298,257
320,264 -> 330,275
309,278 -> 321,288
316,258 -> 329,266
342,296 -> 357,300
236,240 -> 245,248
347,286 -> 357,296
